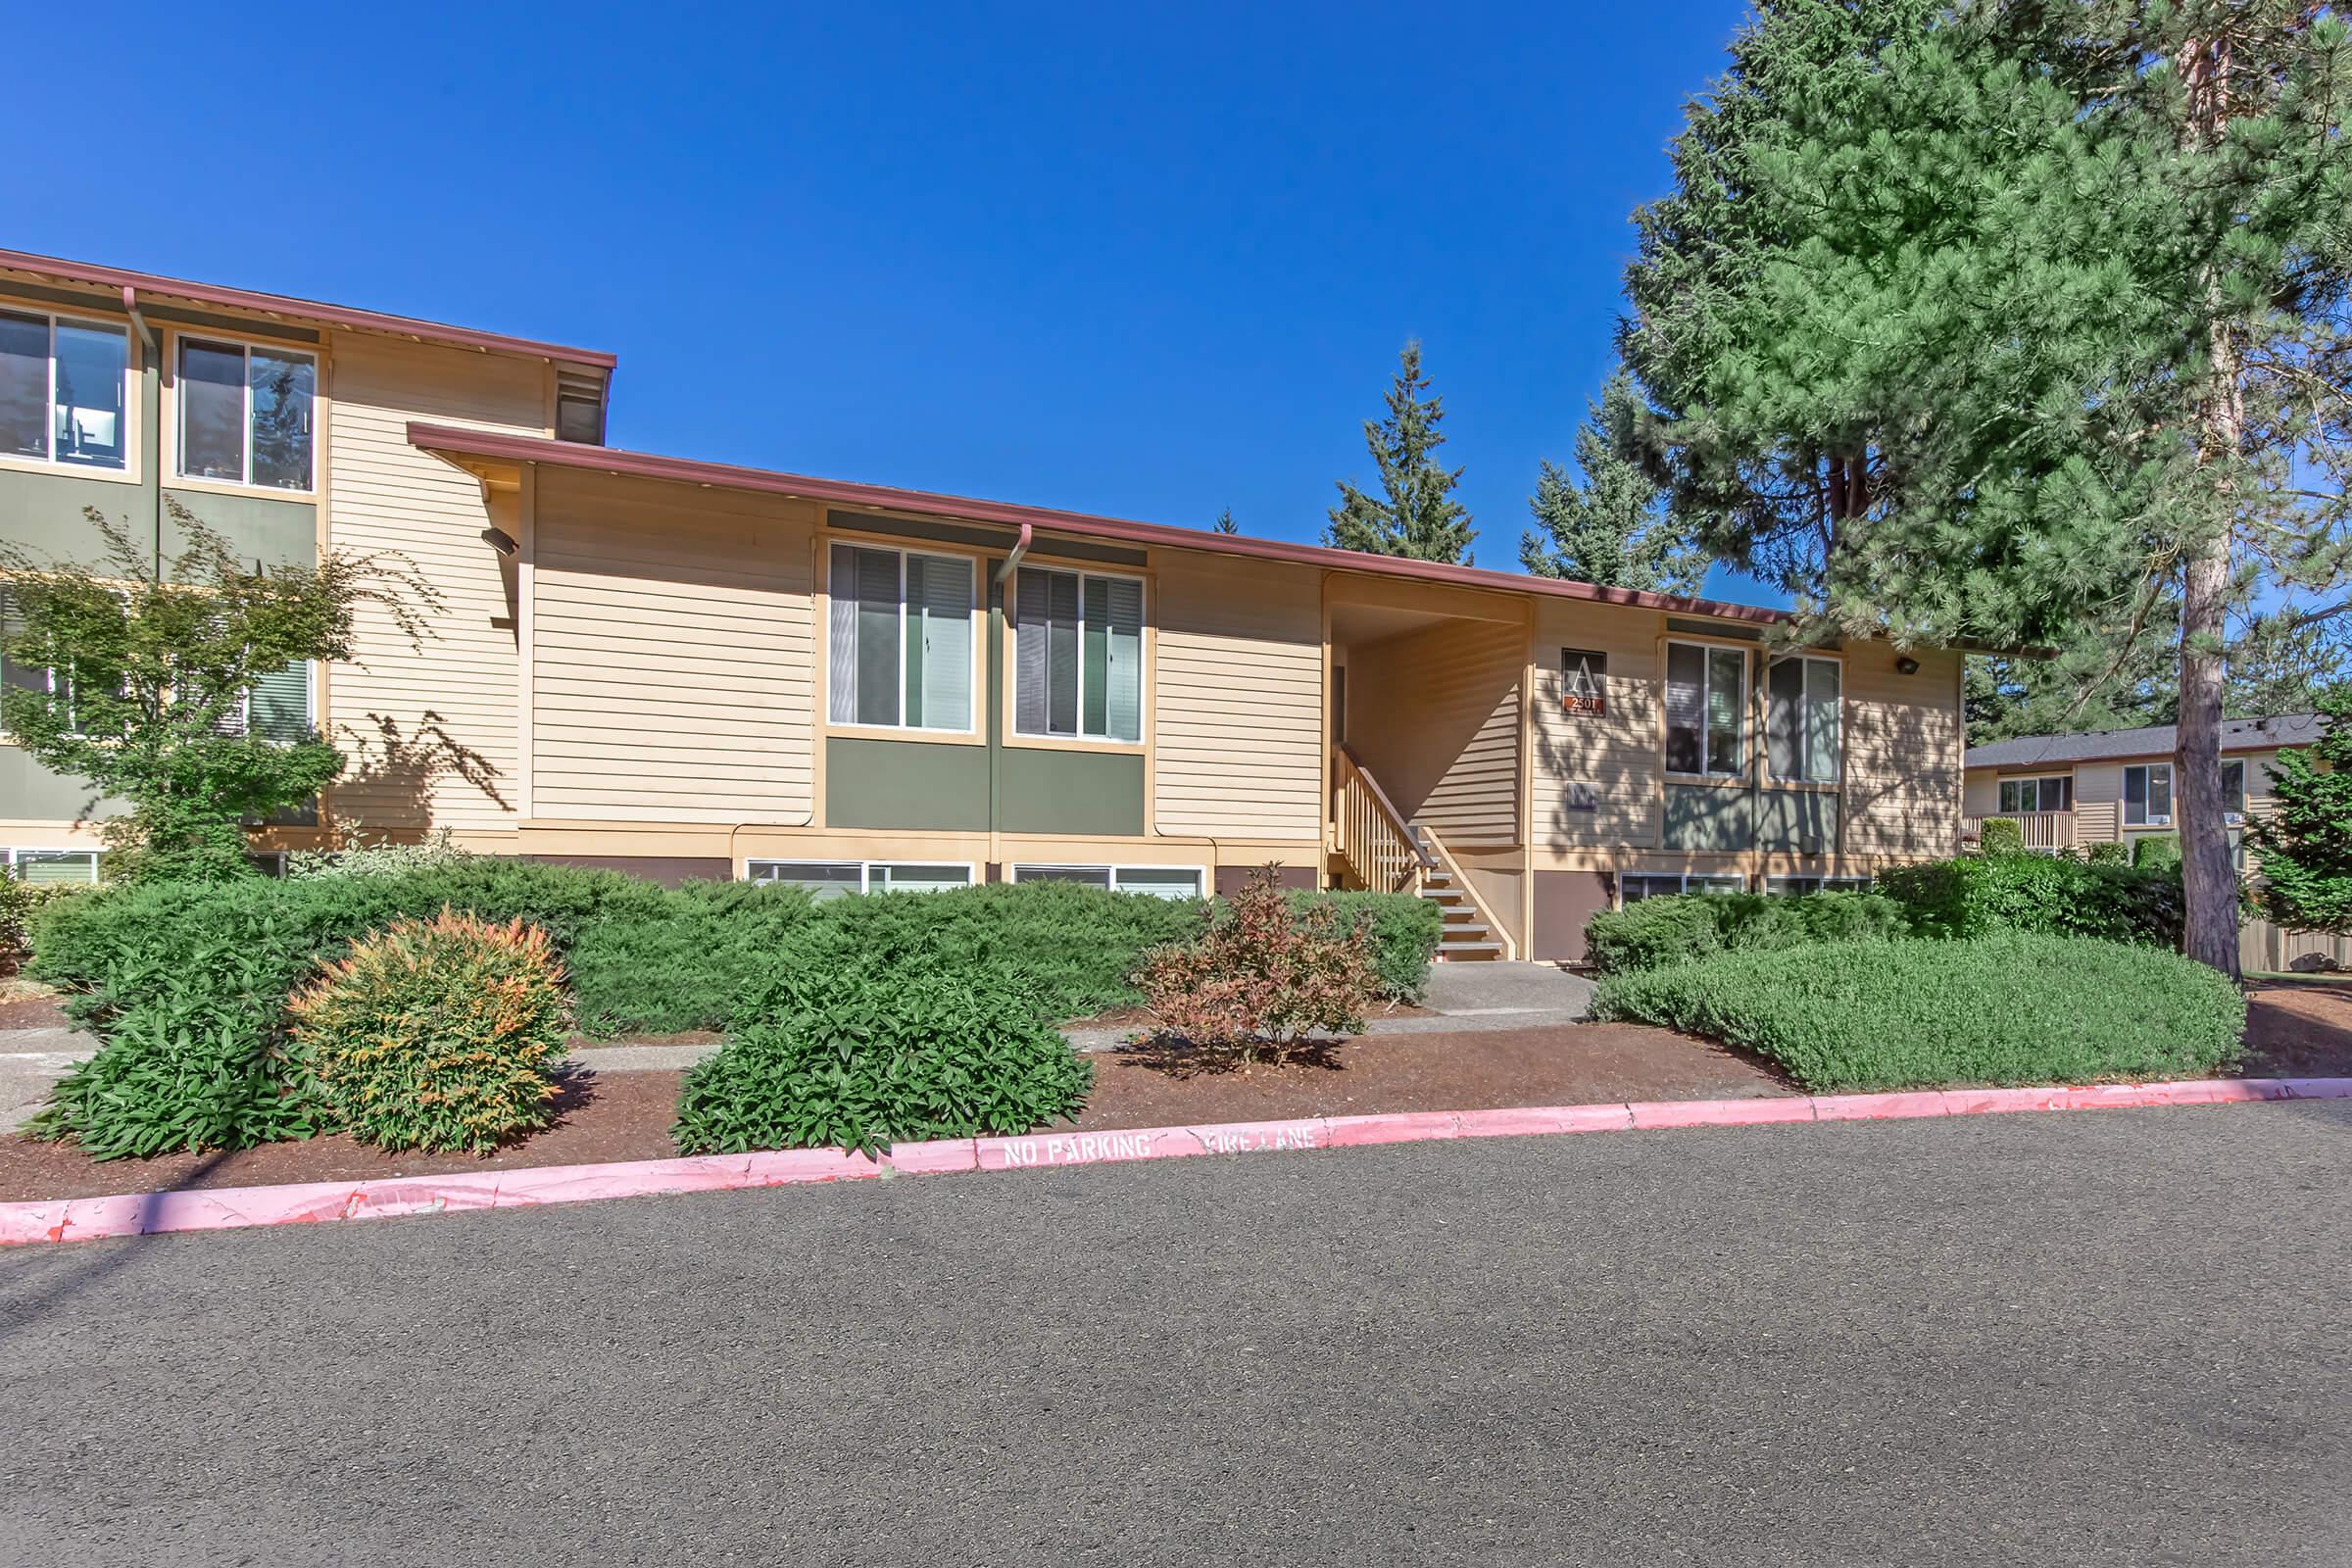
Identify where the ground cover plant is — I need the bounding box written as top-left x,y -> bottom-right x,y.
672,957 -> 1092,1156
1583,890 -> 1911,974
1132,867 -> 1383,1061
1592,934 -> 2246,1092
285,910 -> 571,1154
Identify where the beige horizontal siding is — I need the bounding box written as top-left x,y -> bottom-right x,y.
1349,616 -> 1524,847
324,334 -> 547,833
531,468 -> 817,825
1152,554 -> 1323,840
1841,646 -> 1962,858
1531,601 -> 1664,849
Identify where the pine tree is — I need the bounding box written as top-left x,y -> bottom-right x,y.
1621,0 -> 2352,976
1326,341 -> 1476,563
1520,372 -> 1707,595
1212,508 -> 1239,535
2246,692 -> 2352,935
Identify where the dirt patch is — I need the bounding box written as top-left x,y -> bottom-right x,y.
0,1021 -> 1783,1203
2243,980 -> 2352,1077
1057,1000 -> 1438,1032
0,997 -> 72,1032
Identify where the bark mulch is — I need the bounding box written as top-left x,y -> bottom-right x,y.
2243,979 -> 2352,1077
0,1021 -> 1781,1203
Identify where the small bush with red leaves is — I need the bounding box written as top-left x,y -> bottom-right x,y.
285,907 -> 571,1154
1132,865 -> 1383,1060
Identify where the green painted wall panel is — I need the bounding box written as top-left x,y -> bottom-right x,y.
1757,790 -> 1838,853
999,748 -> 1146,837
1662,785 -> 1755,852
0,744 -> 124,822
825,737 -> 992,831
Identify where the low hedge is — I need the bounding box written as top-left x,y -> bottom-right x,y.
1592,933 -> 2245,1092
1876,854 -> 2183,947
1583,890 -> 1911,974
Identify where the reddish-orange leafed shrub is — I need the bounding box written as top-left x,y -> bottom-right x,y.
286,907 -> 570,1154
1132,865 -> 1382,1061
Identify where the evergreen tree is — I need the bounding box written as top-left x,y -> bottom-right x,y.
2246,692 -> 2352,934
1212,508 -> 1239,535
1621,0 -> 2352,976
1326,341 -> 1476,563
1521,372 -> 1707,595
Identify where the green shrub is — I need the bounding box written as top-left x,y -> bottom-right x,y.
1978,816 -> 2026,856
1135,868 -> 1382,1058
2085,840 -> 2131,865
1876,854 -> 2184,948
1584,890 -> 1911,973
2132,833 -> 2182,870
1297,889 -> 1443,1001
674,957 -> 1091,1156
1592,934 -> 2245,1092
27,933 -> 313,1159
286,910 -> 571,1154
565,879 -> 819,1034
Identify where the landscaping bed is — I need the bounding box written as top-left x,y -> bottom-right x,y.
0,1020 -> 1786,1202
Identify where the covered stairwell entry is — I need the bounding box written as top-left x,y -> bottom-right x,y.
1325,582 -> 1528,961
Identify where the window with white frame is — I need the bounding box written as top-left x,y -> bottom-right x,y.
1664,642 -> 1747,777
0,605 -> 76,734
1619,871 -> 1745,904
1764,874 -> 1874,896
2222,759 -> 2247,818
1009,863 -> 1204,899
1997,775 -> 2074,813
0,308 -> 129,471
827,543 -> 975,732
1765,655 -> 1840,783
746,859 -> 975,899
2123,762 -> 2174,827
175,336 -> 316,490
212,661 -> 316,743
1014,566 -> 1144,743
3,848 -> 101,885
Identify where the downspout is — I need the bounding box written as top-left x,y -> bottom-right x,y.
988,524 -> 1032,879
122,288 -> 162,582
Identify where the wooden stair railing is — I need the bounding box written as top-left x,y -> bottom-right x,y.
1331,748 -> 1433,894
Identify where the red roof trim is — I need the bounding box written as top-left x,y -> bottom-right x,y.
405,422 -> 1793,626
0,250 -> 617,370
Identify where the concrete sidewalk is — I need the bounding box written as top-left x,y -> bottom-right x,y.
0,962 -> 1598,1111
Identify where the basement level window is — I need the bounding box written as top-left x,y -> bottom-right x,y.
1010,864 -> 1204,899
3,848 -> 101,885
1618,872 -> 1745,905
746,860 -> 975,899
1763,875 -> 1874,896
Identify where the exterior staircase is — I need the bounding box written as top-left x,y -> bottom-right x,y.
1416,857 -> 1502,962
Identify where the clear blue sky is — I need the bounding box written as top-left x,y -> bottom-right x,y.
7,0 -> 1774,600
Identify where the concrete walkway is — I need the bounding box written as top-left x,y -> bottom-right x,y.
0,962 -> 1598,1112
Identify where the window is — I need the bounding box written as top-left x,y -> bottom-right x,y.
1765,875 -> 1874,896
0,595 -> 81,735
2222,760 -> 2246,818
212,661 -> 316,743
2123,762 -> 2174,827
1619,871 -> 1745,904
1664,642 -> 1747,777
175,337 -> 316,490
3,848 -> 100,886
746,860 -> 975,898
1010,864 -> 1205,900
1014,566 -> 1144,743
1996,775 -> 2074,813
0,308 -> 128,470
1765,656 -> 1840,783
1561,648 -> 1607,716
826,543 -> 974,732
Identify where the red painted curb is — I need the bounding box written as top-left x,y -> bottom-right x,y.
3,1077 -> 2346,1248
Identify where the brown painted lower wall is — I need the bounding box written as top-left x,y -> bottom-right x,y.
1216,863 -> 1318,898
1530,869 -> 1613,964
525,854 -> 732,887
